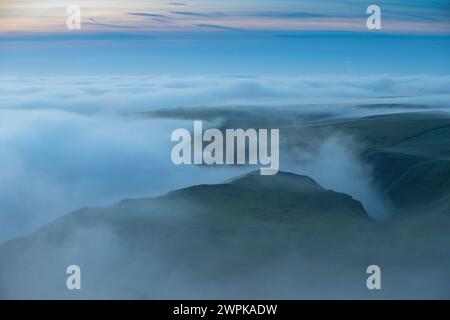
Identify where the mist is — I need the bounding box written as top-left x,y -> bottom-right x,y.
1,75 -> 450,115
2,74 -> 440,241
286,134 -> 391,220
1,74 -> 449,299
0,109 -> 246,242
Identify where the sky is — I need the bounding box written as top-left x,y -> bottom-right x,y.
0,1 -> 449,76
1,0 -> 449,33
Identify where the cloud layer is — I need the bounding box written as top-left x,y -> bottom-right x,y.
0,74 -> 449,242
1,75 -> 450,115
0,109 -> 246,242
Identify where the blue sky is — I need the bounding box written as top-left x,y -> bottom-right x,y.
0,1 -> 449,76
1,32 -> 449,76
1,1 -> 449,76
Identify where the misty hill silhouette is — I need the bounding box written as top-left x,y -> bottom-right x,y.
1,170 -> 449,299
0,171 -> 373,299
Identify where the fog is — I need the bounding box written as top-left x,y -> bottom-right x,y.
287,134 -> 391,220
1,179 -> 447,299
1,75 -> 450,115
1,74 -> 449,241
0,109 -> 246,242
1,74 -> 450,299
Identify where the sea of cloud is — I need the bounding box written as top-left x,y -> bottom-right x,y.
0,74 -> 449,242
0,108 -> 248,242
1,74 -> 450,114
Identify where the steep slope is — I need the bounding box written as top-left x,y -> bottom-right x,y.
290,111 -> 450,214
348,113 -> 450,213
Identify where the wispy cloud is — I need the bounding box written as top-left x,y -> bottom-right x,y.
168,2 -> 187,6
194,24 -> 241,31
1,0 -> 449,34
86,18 -> 138,29
127,12 -> 169,19
170,11 -> 227,18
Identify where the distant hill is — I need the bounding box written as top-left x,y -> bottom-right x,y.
140,107 -> 450,215
299,111 -> 450,213
331,112 -> 450,213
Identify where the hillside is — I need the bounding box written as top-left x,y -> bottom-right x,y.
142,107 -> 450,214
1,170 -> 450,299
0,171 -> 372,299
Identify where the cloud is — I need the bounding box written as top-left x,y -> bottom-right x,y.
286,134 -> 392,220
170,11 -> 227,18
126,12 -> 172,24
86,18 -> 138,29
168,10 -> 330,22
0,74 -> 449,241
1,75 -> 450,115
0,109 -> 246,242
234,11 -> 330,19
2,0 -> 449,33
127,12 -> 169,19
194,24 -> 241,31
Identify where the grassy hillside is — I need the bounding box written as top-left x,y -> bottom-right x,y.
142,107 -> 450,214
